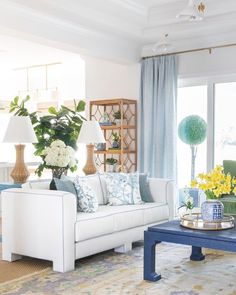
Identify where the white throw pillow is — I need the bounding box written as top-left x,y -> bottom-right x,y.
61,174 -> 105,204
104,173 -> 143,206
22,179 -> 51,190
74,176 -> 98,213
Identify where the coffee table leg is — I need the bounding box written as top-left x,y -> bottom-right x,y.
190,246 -> 205,261
144,231 -> 161,281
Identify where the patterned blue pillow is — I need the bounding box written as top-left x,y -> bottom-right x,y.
74,176 -> 98,213
104,173 -> 143,206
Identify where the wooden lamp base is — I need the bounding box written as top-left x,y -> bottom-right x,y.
83,144 -> 97,175
11,144 -> 30,183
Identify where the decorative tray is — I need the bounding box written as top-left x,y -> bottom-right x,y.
180,213 -> 234,230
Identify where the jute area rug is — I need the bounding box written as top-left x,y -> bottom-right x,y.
0,239 -> 51,285
0,217 -> 51,286
0,241 -> 236,295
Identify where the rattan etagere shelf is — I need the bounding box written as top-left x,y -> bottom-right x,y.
90,98 -> 137,172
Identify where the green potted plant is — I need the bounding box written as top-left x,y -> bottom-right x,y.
111,131 -> 121,149
106,158 -> 118,172
9,96 -> 86,177
113,110 -> 126,125
178,115 -> 207,181
178,115 -> 207,211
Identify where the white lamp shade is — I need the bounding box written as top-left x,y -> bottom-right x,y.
3,116 -> 38,143
78,121 -> 106,144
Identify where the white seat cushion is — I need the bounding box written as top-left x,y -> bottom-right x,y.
75,202 -> 169,242
75,207 -> 114,242
143,203 -> 169,224
112,205 -> 144,231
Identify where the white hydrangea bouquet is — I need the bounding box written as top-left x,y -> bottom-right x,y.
42,140 -> 77,178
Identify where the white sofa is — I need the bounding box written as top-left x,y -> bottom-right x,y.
2,175 -> 175,272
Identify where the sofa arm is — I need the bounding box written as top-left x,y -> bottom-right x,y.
148,178 -> 176,220
2,188 -> 77,272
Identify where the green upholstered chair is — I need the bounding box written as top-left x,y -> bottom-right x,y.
221,160 -> 236,216
223,160 -> 236,177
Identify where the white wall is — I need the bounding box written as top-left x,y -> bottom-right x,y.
83,46 -> 236,102
83,46 -> 236,104
83,55 -> 140,100
179,46 -> 236,83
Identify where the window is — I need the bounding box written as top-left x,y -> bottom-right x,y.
0,57 -> 86,180
177,79 -> 236,190
177,85 -> 207,188
215,82 -> 236,165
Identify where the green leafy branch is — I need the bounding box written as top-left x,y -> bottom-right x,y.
10,96 -> 86,177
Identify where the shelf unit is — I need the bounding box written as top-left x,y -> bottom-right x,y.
90,98 -> 137,172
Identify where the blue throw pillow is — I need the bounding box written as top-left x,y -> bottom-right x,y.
139,173 -> 153,202
50,178 -> 77,197
73,176 -> 98,213
104,173 -> 143,206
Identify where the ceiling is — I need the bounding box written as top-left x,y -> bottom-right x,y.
0,35 -> 81,68
0,0 -> 235,62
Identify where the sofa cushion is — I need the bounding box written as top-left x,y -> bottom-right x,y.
50,178 -> 77,196
104,173 -> 143,205
113,205 -> 144,231
22,179 -> 50,190
139,173 -> 153,202
98,174 -> 108,204
61,174 -> 105,205
75,202 -> 169,242
143,203 -> 169,224
74,176 -> 98,213
85,174 -> 105,205
75,208 -> 114,241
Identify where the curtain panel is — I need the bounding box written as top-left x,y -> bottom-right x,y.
138,55 -> 178,179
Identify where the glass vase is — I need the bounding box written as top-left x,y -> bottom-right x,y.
187,208 -> 194,219
52,167 -> 68,179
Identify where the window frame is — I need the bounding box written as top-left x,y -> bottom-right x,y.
178,73 -> 236,173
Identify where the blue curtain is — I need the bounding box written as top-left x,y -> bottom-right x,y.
138,55 -> 178,179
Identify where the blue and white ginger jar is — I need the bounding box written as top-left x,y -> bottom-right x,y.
201,200 -> 224,221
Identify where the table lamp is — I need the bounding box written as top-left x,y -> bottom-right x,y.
3,116 -> 38,183
78,121 -> 105,175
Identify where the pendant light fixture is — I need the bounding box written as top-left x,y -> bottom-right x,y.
176,0 -> 205,21
153,34 -> 173,53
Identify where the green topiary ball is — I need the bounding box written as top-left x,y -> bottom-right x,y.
178,115 -> 207,145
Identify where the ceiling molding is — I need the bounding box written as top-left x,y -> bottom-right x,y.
0,1 -> 141,62
9,0 -> 146,40
110,0 -> 148,16
0,0 -> 236,63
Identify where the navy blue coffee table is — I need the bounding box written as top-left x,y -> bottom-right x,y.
144,220 -> 236,281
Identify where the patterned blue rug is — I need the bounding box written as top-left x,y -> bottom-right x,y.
0,242 -> 236,294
